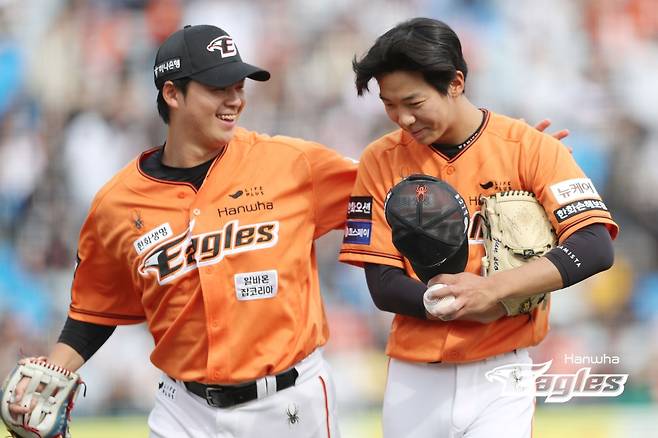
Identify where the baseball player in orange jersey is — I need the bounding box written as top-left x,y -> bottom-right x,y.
6,25 -> 356,437
340,18 -> 619,438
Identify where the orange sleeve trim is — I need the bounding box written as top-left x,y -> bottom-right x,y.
557,216 -> 618,241
339,249 -> 402,261
69,306 -> 145,323
339,249 -> 405,269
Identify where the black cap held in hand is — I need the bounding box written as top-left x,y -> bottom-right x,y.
384,174 -> 470,284
153,24 -> 270,89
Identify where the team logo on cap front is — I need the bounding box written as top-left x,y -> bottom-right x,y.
207,36 -> 237,58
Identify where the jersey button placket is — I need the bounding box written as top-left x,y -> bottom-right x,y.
446,165 -> 455,175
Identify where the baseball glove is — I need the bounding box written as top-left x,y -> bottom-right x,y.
478,191 -> 556,315
0,357 -> 83,438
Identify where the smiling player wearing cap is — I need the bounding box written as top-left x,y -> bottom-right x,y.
2,24 -> 355,437
339,18 -> 618,438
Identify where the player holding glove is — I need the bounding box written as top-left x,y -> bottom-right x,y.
339,17 -> 617,438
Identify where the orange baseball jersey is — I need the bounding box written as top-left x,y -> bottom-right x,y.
339,110 -> 618,363
69,127 -> 357,384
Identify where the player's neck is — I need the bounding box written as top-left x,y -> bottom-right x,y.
162,134 -> 225,168
443,99 -> 483,146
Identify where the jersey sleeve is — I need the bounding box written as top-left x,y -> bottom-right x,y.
520,128 -> 619,242
338,147 -> 405,269
306,143 -> 358,239
69,206 -> 146,325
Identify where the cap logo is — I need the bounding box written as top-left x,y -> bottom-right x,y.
207,36 -> 237,58
416,184 -> 428,202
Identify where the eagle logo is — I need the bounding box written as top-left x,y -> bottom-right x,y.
206,36 -> 237,58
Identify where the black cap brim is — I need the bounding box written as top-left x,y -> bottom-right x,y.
190,61 -> 270,88
410,236 -> 469,284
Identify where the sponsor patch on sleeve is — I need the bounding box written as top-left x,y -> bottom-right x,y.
347,196 -> 373,219
343,220 -> 372,245
554,199 -> 609,223
234,270 -> 278,301
133,223 -> 173,254
550,178 -> 600,205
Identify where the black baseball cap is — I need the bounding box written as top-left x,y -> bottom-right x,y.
153,24 -> 270,89
384,174 -> 470,284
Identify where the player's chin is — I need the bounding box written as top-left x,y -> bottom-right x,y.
213,128 -> 236,145
413,130 -> 439,146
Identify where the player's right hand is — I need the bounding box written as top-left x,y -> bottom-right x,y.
427,273 -> 507,323
531,118 -> 570,141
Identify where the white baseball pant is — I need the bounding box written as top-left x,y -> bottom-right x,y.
382,349 -> 535,438
148,349 -> 340,438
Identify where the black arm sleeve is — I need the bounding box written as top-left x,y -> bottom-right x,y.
364,263 -> 428,319
544,223 -> 614,288
364,223 -> 613,319
57,317 -> 116,362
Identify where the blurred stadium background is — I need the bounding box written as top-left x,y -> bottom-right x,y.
1,0 -> 657,437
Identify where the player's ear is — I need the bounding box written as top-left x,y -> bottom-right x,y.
449,71 -> 465,97
162,81 -> 182,110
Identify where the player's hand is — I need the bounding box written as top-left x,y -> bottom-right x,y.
524,118 -> 573,154
6,357 -> 47,421
7,375 -> 33,420
426,273 -> 506,323
531,118 -> 569,141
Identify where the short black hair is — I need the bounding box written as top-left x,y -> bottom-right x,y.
156,77 -> 192,124
353,18 -> 468,96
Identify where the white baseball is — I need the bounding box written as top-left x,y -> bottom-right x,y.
423,283 -> 455,318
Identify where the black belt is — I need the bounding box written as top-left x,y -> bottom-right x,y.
184,368 -> 299,408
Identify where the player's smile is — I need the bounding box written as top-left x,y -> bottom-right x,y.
217,113 -> 238,127
410,127 -> 428,140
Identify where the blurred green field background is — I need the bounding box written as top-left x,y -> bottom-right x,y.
70,405 -> 657,437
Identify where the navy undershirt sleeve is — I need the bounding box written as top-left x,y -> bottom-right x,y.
57,317 -> 116,362
544,223 -> 614,287
364,263 -> 428,319
364,224 -> 613,319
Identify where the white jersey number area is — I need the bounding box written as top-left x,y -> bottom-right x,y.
234,270 -> 278,301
